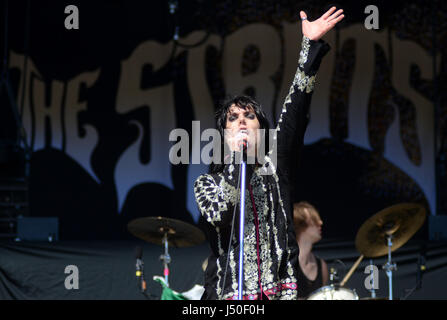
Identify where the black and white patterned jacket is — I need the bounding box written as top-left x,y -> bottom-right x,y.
194,36 -> 330,300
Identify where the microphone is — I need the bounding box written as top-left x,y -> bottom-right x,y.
329,267 -> 338,284
135,246 -> 147,293
238,130 -> 248,152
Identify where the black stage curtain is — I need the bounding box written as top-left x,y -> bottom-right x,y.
1,239 -> 446,300
0,240 -> 207,300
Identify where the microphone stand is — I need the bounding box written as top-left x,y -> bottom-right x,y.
136,257 -> 146,293
237,145 -> 247,300
160,231 -> 171,287
402,245 -> 426,300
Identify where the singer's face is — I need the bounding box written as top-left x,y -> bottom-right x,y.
225,104 -> 261,150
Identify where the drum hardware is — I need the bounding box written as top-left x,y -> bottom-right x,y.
307,284 -> 359,300
401,244 -> 427,300
368,259 -> 377,299
127,216 -> 206,288
355,203 -> 426,258
329,267 -> 339,285
339,254 -> 364,287
159,230 -> 173,286
354,203 -> 426,300
307,261 -> 360,300
382,233 -> 397,300
360,296 -> 388,300
325,203 -> 426,300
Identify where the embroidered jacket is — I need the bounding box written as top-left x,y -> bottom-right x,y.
194,36 -> 331,300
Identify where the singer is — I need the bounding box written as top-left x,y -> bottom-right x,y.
194,7 -> 344,300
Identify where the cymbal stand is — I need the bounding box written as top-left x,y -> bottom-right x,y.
383,234 -> 397,300
159,231 -> 171,287
369,259 -> 376,298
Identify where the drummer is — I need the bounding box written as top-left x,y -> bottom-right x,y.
293,201 -> 329,299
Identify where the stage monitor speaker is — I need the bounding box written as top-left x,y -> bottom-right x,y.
16,217 -> 59,242
429,215 -> 447,241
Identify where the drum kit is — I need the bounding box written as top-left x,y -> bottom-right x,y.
127,216 -> 206,287
127,202 -> 426,301
307,203 -> 426,300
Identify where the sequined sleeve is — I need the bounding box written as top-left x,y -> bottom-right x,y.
270,36 -> 330,293
269,36 -> 331,176
194,152 -> 247,228
275,36 -> 331,135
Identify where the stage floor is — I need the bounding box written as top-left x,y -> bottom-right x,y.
1,238 -> 446,300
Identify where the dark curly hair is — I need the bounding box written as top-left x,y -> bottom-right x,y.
210,95 -> 271,174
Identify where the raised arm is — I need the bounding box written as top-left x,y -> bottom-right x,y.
300,7 -> 344,42
272,7 -> 344,175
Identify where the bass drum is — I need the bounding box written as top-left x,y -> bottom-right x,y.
307,285 -> 359,300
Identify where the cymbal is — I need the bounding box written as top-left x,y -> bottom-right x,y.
355,203 -> 426,258
127,216 -> 205,248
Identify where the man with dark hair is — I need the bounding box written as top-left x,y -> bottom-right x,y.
194,7 -> 344,300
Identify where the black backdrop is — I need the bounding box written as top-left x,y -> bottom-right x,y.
1,0 -> 445,241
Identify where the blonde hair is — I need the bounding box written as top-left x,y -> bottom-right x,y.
293,201 -> 322,233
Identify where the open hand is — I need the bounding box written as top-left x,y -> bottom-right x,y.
300,7 -> 344,41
